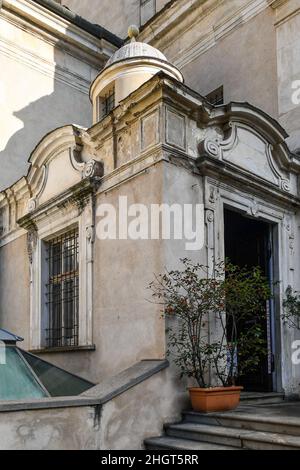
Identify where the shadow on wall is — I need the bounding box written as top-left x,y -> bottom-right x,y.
0,31 -> 93,191
63,0 -> 140,38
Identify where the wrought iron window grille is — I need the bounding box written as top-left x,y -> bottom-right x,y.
102,89 -> 115,118
205,86 -> 224,106
45,228 -> 79,348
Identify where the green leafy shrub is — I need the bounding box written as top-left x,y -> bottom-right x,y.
149,259 -> 270,388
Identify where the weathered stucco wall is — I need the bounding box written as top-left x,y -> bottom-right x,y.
24,164 -> 166,382
275,1 -> 300,152
36,159 -> 205,383
0,361 -> 187,450
99,366 -> 187,450
62,0 -> 170,38
92,168 -> 165,379
0,234 -> 30,347
63,0 -> 140,38
0,405 -> 97,450
161,6 -> 278,119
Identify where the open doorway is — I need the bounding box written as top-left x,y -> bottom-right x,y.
224,208 -> 276,392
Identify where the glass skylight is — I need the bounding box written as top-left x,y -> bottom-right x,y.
0,347 -> 47,401
0,329 -> 94,401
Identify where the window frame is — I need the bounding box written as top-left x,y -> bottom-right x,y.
29,204 -> 94,352
98,87 -> 115,121
205,86 -> 224,106
45,227 -> 80,349
102,89 -> 115,117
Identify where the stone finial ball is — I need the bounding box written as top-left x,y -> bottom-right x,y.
128,25 -> 139,40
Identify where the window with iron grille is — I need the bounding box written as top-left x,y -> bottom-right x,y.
45,229 -> 79,348
205,86 -> 224,106
102,89 -> 115,118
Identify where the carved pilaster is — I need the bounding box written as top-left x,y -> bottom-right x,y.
86,224 -> 95,245
281,179 -> 291,193
250,200 -> 260,217
282,215 -> 295,287
28,198 -> 37,213
205,209 -> 215,275
27,228 -> 38,265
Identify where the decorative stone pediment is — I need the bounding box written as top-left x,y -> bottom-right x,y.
222,126 -> 279,185
25,125 -> 103,219
197,103 -> 296,196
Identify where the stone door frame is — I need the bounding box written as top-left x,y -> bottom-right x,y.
203,175 -> 297,393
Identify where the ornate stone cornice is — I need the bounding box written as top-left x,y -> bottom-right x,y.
88,73 -> 210,143
271,0 -> 289,9
18,173 -> 102,231
196,153 -> 300,208
0,122 -> 103,239
273,0 -> 300,25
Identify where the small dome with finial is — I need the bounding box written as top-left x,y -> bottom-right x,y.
90,24 -> 183,124
104,25 -> 168,70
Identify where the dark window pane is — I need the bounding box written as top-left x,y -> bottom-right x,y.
50,242 -> 61,277
205,86 -> 224,106
20,349 -> 94,397
102,89 -> 115,118
46,229 -> 79,348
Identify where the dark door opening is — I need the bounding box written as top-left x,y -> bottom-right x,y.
224,208 -> 274,392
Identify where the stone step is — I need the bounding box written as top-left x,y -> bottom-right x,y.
183,406 -> 300,436
144,436 -> 238,450
166,422 -> 300,450
240,392 -> 285,405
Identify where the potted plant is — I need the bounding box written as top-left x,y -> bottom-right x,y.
149,259 -> 270,413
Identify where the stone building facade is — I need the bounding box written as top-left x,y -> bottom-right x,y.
1,0 -> 300,449
62,0 -> 300,153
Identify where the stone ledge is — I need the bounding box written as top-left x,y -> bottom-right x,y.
82,359 -> 169,402
0,359 -> 169,413
29,344 -> 96,354
273,0 -> 300,25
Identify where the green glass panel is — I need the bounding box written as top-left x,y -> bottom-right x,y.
0,347 -> 47,401
20,350 -> 94,397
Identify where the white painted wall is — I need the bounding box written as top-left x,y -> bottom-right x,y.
0,1 -> 104,191
275,0 -> 300,152
62,0 -> 170,38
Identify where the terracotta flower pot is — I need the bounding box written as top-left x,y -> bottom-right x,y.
189,386 -> 243,413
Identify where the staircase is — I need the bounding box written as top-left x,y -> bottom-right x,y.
145,397 -> 300,450
240,392 -> 285,405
